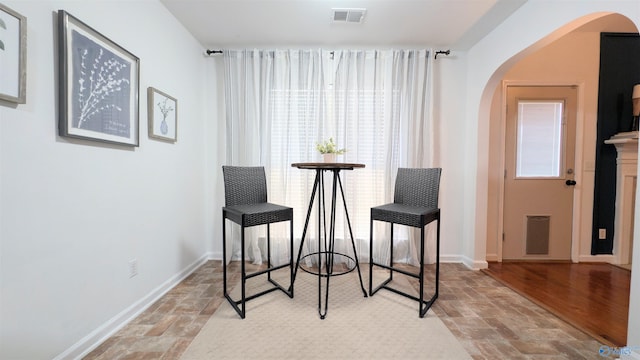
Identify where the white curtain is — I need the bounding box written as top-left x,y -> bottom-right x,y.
222,48 -> 435,267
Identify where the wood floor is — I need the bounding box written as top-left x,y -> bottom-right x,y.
482,262 -> 631,347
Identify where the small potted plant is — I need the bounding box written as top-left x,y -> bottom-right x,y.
316,137 -> 346,163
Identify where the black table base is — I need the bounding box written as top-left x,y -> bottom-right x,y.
291,165 -> 367,319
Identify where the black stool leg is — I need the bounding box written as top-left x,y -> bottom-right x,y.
419,217 -> 440,318
222,220 -> 248,319
240,226 -> 246,319
419,226 -> 425,318
289,217 -> 294,297
222,215 -> 228,300
435,216 -> 440,301
369,220 -> 394,296
369,218 -> 373,296
267,224 -> 271,281
390,224 -> 394,281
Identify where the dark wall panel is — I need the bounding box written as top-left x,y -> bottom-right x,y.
592,32 -> 640,254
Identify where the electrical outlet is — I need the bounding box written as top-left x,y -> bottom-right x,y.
129,259 -> 138,278
599,228 -> 606,240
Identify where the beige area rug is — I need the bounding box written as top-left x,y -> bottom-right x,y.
181,268 -> 472,360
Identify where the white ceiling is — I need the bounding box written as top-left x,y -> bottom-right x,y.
159,0 -> 528,50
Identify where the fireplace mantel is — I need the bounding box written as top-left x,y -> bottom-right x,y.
604,131 -> 638,265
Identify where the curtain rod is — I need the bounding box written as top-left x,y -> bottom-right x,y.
435,50 -> 450,59
207,49 -> 451,58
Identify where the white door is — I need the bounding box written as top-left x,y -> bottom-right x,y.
503,86 -> 577,260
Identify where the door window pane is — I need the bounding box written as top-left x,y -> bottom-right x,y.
516,101 -> 564,178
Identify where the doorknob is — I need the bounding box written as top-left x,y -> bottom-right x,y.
566,179 -> 577,186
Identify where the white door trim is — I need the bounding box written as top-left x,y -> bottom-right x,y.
497,80 -> 585,263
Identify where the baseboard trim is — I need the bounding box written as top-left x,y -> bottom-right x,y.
486,253 -> 499,262
578,254 -> 616,263
485,254 -> 619,264
439,254 -> 465,263
461,255 -> 488,270
55,253 -> 213,360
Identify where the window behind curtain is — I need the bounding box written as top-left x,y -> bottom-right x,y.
269,85 -> 394,243
269,88 -> 318,218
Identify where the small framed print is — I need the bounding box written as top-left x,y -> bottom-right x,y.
147,87 -> 177,143
0,3 -> 27,104
58,10 -> 140,146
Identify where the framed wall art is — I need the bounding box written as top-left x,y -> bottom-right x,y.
0,2 -> 27,104
147,87 -> 177,142
58,10 -> 140,146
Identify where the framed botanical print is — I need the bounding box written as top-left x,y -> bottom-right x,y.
148,87 -> 177,142
58,10 -> 139,146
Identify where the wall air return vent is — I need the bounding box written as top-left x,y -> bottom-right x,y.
332,8 -> 366,23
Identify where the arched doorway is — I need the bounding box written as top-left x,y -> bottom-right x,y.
478,11 -> 638,347
483,13 -> 639,264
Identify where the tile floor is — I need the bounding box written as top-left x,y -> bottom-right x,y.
84,261 -> 610,359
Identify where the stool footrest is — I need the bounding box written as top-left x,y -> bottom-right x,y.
370,262 -> 420,279
245,263 -> 290,280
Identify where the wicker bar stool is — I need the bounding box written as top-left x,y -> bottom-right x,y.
368,167 -> 442,317
222,166 -> 294,319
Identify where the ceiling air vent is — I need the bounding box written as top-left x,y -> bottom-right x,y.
332,8 -> 366,23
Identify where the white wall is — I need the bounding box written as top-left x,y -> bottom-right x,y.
432,53 -> 469,264
460,0 -> 640,352
0,1 -> 210,358
205,55 -> 226,260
